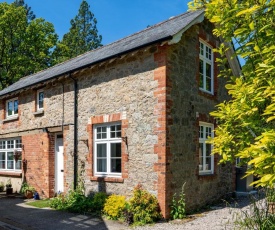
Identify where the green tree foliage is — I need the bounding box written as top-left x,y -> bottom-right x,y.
0,3 -> 57,89
54,0 -> 102,62
13,0 -> 36,22
189,0 -> 275,187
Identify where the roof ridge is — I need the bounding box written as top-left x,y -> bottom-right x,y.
16,10 -> 200,83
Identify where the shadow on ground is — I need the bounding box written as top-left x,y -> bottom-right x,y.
0,194 -> 126,230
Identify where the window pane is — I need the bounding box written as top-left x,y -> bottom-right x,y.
16,139 -> 22,148
15,160 -> 22,170
205,156 -> 212,170
0,152 -> 5,169
206,63 -> 212,91
111,143 -> 121,157
8,101 -> 13,116
7,140 -> 14,149
206,46 -> 212,60
38,92 -> 44,109
97,159 -> 107,172
0,141 -> 5,149
7,152 -> 13,160
111,159 -> 121,173
14,100 -> 18,114
199,143 -> 203,171
200,42 -> 204,55
96,127 -> 107,139
7,155 -> 14,169
110,125 -> 121,138
206,144 -> 212,156
0,152 -> 5,161
199,60 -> 204,88
97,144 -> 106,157
199,126 -> 203,138
0,161 -> 5,169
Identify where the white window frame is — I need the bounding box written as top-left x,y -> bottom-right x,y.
37,89 -> 44,111
93,122 -> 122,177
0,138 -> 22,171
199,122 -> 214,175
6,98 -> 18,118
199,40 -> 214,94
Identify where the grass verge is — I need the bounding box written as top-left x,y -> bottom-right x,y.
26,199 -> 51,208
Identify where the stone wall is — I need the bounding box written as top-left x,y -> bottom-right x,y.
76,49 -> 159,197
166,22 -> 233,211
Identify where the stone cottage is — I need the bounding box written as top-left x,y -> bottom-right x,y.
0,10 -> 240,218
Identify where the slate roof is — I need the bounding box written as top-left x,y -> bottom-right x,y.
0,10 -> 204,97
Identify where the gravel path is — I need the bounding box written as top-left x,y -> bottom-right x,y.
133,196 -> 255,230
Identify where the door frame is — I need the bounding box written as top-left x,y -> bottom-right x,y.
55,133 -> 64,193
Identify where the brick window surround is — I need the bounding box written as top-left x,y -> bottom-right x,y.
87,112 -> 128,183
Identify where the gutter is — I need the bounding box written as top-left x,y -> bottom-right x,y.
69,74 -> 78,190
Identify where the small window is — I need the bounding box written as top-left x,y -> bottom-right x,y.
94,123 -> 122,177
199,40 -> 213,94
6,98 -> 18,118
37,90 -> 44,110
199,122 -> 214,174
0,138 -> 22,171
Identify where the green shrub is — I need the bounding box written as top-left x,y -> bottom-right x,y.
128,184 -> 161,225
50,193 -> 67,210
93,192 -> 108,211
170,183 -> 186,220
103,194 -> 126,220
50,188 -> 107,215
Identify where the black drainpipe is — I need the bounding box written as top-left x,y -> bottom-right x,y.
69,74 -> 78,190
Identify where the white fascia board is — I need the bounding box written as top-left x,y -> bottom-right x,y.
168,13 -> 205,45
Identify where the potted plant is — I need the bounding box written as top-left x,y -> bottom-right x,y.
0,182 -> 4,192
6,179 -> 13,195
21,182 -> 35,199
266,188 -> 275,214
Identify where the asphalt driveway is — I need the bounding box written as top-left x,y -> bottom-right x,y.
0,195 -> 127,230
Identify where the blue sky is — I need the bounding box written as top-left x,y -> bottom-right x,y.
4,0 -> 190,45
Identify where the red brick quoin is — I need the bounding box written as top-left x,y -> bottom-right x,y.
153,44 -> 173,219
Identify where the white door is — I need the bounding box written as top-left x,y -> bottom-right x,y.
55,134 -> 64,193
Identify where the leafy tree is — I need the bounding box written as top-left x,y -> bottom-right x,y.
54,0 -> 102,62
189,1 -> 275,187
0,3 -> 57,89
13,0 -> 35,22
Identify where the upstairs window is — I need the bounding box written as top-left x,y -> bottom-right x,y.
6,98 -> 18,118
37,90 -> 44,111
199,122 -> 214,174
199,40 -> 213,94
0,138 -> 22,171
94,123 -> 122,177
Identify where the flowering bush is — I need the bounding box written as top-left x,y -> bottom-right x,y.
128,184 -> 161,225
103,194 -> 126,220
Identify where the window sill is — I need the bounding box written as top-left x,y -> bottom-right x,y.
0,171 -> 22,177
3,116 -> 19,123
91,176 -> 124,183
198,173 -> 216,180
199,88 -> 214,95
33,110 -> 44,116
